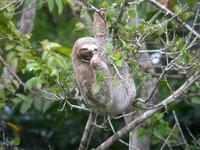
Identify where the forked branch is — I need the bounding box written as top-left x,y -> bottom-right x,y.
78,113 -> 96,150
95,73 -> 200,150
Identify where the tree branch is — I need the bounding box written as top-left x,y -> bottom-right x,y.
147,0 -> 200,39
20,0 -> 36,34
0,55 -> 25,86
78,112 -> 96,150
0,0 -> 16,11
95,73 -> 200,150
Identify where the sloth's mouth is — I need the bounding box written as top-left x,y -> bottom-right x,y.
81,59 -> 90,63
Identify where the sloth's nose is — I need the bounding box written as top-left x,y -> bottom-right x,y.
84,49 -> 94,59
86,49 -> 94,54
88,48 -> 95,52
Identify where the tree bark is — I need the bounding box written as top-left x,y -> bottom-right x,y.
20,0 -> 36,34
78,113 -> 96,150
124,5 -> 158,150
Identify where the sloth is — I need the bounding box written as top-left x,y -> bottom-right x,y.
72,37 -> 136,117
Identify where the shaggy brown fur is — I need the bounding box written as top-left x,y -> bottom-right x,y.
72,37 -> 136,116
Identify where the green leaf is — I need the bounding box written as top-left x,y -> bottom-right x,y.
43,100 -> 53,113
23,0 -> 32,7
16,94 -> 33,108
55,111 -> 65,128
137,24 -> 144,33
26,62 -> 41,72
186,0 -> 194,7
11,97 -> 22,104
113,52 -> 122,61
33,99 -> 42,111
50,68 -> 58,77
103,42 -> 113,54
47,0 -> 55,12
16,46 -> 27,52
195,82 -> 200,88
16,94 -> 28,101
116,0 -> 123,4
10,137 -> 20,146
156,113 -> 164,120
92,82 -> 101,94
153,128 -> 163,139
174,5 -> 182,14
191,97 -> 200,105
41,40 -> 62,51
115,60 -> 123,67
9,57 -> 18,71
5,44 -> 14,51
112,52 -> 123,67
6,51 -> 17,62
101,1 -> 109,9
0,101 -> 5,109
49,42 -> 62,50
108,8 -> 118,19
42,50 -> 49,61
95,71 -> 103,80
184,54 -> 191,63
128,8 -> 136,18
20,102 -> 29,114
55,0 -> 64,15
25,77 -> 44,89
137,127 -> 146,138
112,79 -> 121,86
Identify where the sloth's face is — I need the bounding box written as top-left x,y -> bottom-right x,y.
78,43 -> 98,62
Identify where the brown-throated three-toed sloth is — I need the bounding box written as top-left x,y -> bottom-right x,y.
72,37 -> 136,117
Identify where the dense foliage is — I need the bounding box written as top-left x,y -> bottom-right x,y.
0,0 -> 199,149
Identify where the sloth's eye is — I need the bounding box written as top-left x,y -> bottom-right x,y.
79,48 -> 87,51
94,48 -> 98,51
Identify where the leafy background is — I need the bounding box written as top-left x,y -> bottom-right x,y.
0,0 -> 200,149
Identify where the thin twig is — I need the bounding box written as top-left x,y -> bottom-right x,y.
185,124 -> 200,147
145,55 -> 180,102
112,63 -> 125,80
148,0 -> 200,39
112,0 -> 129,39
160,124 -> 176,150
108,117 -> 141,150
186,8 -> 199,47
114,111 -> 137,120
0,55 -> 25,86
32,88 -> 90,112
0,1 -> 16,11
173,111 -> 189,148
89,4 -> 104,19
137,5 -> 188,44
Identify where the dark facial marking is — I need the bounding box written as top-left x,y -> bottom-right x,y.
78,48 -> 94,61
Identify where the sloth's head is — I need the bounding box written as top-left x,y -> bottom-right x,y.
72,37 -> 99,62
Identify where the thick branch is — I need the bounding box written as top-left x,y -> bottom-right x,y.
96,73 -> 200,150
70,0 -> 93,34
93,12 -> 109,46
148,0 -> 200,39
20,0 -> 36,34
78,113 -> 96,150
